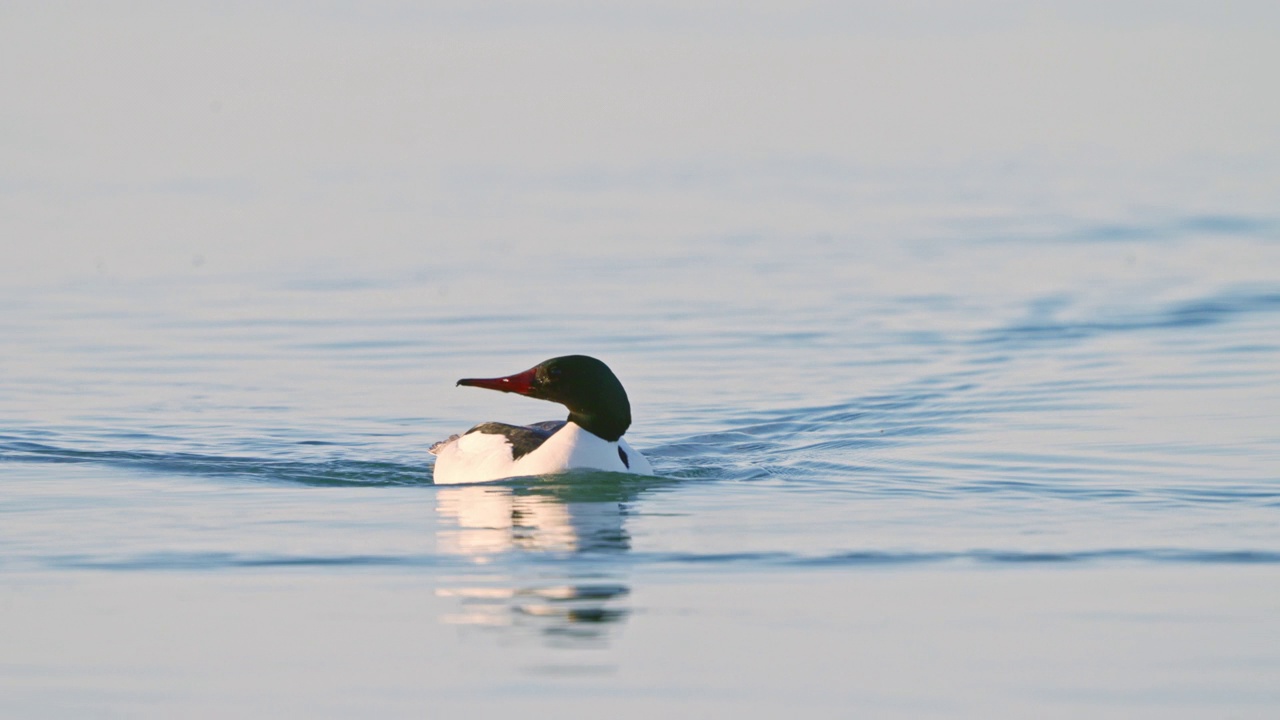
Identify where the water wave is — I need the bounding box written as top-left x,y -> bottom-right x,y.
636,284 -> 1280,508
978,289 -> 1280,347
26,547 -> 1280,572
0,439 -> 428,487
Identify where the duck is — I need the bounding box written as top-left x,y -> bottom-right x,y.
429,355 -> 653,484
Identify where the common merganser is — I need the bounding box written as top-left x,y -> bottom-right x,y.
429,355 -> 653,484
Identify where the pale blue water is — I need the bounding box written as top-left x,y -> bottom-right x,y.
4,3 -> 1280,718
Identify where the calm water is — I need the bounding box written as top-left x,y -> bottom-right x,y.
4,3 -> 1280,718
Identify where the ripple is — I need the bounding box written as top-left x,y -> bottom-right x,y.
978,289 -> 1280,348
29,547 -> 1280,573
647,548 -> 1280,568
0,439 -> 428,487
41,552 -> 454,571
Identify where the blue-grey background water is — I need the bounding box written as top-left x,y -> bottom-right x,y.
3,3 -> 1280,718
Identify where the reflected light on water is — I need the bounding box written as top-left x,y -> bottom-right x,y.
433,479 -> 635,645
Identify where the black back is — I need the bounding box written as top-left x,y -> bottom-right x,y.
466,420 -> 567,460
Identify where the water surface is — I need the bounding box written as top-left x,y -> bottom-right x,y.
3,3 -> 1280,718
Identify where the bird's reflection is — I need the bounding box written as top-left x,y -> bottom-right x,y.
434,472 -> 663,647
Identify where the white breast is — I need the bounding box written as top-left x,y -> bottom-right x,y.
431,422 -> 653,485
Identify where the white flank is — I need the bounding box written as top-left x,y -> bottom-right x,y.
432,422 -> 652,485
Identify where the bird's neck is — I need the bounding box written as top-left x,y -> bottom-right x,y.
566,407 -> 629,442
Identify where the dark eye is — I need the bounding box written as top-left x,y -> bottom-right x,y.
548,366 -> 563,379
